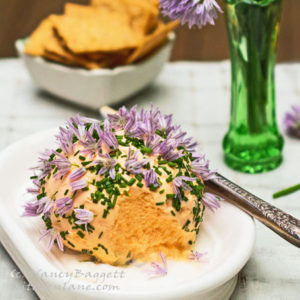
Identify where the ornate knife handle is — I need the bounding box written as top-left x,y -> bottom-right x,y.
206,173 -> 300,248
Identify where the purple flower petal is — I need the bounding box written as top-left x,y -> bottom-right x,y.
189,250 -> 208,261
284,105 -> 300,138
202,192 -> 221,212
69,167 -> 86,182
145,134 -> 161,154
125,148 -> 149,174
160,0 -> 223,29
39,228 -> 64,252
144,169 -> 159,187
94,154 -> 116,179
173,176 -> 196,199
56,197 -> 73,215
159,139 -> 183,161
56,126 -> 74,155
70,179 -> 88,191
101,120 -> 119,150
22,196 -> 53,217
146,252 -> 168,278
74,208 -> 94,231
108,106 -> 130,130
22,200 -> 41,217
51,152 -> 71,179
191,155 -> 216,181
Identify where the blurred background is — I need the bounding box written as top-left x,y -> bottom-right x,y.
0,0 -> 299,61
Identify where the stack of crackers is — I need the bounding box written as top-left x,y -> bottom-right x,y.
24,0 -> 178,70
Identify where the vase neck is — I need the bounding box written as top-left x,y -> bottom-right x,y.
226,0 -> 282,134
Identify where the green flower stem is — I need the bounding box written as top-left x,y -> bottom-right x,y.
273,183 -> 300,199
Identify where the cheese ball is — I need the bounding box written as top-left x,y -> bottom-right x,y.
24,107 -> 215,265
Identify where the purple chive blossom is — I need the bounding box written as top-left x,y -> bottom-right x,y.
22,196 -> 53,217
191,155 -> 216,181
51,152 -> 71,178
145,134 -> 161,154
108,106 -> 130,130
79,123 -> 102,157
27,179 -> 41,195
173,176 -> 196,199
167,125 -> 187,142
74,208 -> 94,231
189,250 -> 208,261
67,114 -> 88,141
125,148 -> 149,174
70,179 -> 88,191
284,105 -> 300,138
56,197 -> 73,215
56,126 -> 74,155
41,197 -> 54,216
159,139 -> 183,161
202,192 -> 221,212
94,154 -> 116,179
138,109 -> 157,138
144,169 -> 159,187
69,167 -> 86,181
30,149 -> 53,178
179,136 -> 198,152
39,229 -> 64,252
22,200 -> 41,217
124,106 -> 145,138
146,252 -> 168,278
67,114 -> 99,142
101,120 -> 119,151
160,0 -> 222,29
156,112 -> 173,135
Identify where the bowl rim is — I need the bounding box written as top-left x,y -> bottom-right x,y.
15,32 -> 176,77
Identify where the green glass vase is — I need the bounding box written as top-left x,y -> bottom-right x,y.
223,0 -> 284,173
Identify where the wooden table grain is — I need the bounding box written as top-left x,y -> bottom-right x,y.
0,58 -> 299,299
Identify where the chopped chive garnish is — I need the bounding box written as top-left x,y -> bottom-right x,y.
77,231 -> 85,238
141,147 -> 152,155
154,168 -> 162,176
273,183 -> 300,199
128,178 -> 136,186
103,209 -> 109,218
135,174 -> 143,181
67,241 -> 75,248
168,162 -> 176,168
79,155 -> 86,161
166,175 -> 173,183
97,243 -> 108,254
137,182 -> 144,188
156,202 -> 164,206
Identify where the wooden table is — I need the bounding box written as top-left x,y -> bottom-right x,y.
0,58 -> 299,299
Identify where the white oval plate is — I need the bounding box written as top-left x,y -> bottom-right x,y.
0,129 -> 255,300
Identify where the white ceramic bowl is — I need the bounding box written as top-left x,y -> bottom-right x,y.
0,129 -> 255,300
15,34 -> 175,109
